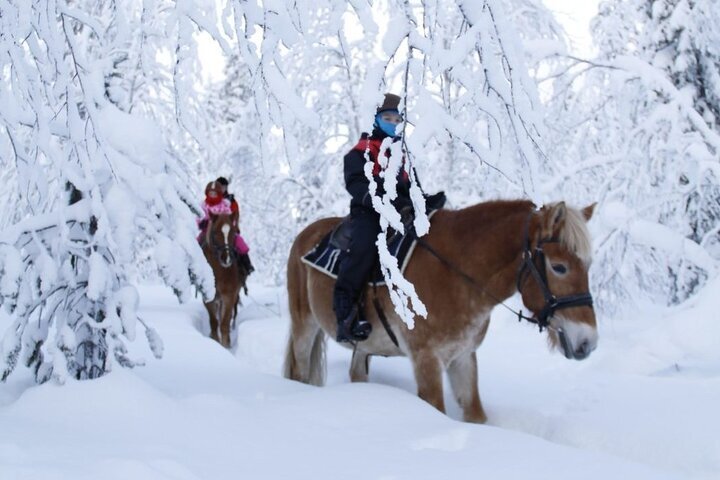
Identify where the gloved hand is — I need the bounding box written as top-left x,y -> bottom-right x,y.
360,192 -> 374,209
399,205 -> 414,230
198,218 -> 208,230
424,191 -> 446,211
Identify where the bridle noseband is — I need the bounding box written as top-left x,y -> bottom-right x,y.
514,211 -> 594,357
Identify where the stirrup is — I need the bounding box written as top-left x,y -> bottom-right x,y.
351,319 -> 372,340
336,306 -> 372,343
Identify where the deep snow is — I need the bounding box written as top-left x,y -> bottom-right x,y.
1,277 -> 718,479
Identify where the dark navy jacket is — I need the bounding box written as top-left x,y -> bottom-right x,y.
344,128 -> 413,210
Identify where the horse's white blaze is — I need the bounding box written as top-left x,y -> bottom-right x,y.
221,224 -> 230,245
554,314 -> 598,354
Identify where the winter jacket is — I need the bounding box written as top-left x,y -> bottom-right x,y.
197,197 -> 250,254
199,198 -> 232,224
225,193 -> 240,216
344,129 -> 413,210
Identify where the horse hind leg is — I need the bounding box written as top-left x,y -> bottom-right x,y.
283,315 -> 325,386
282,285 -> 325,385
350,348 -> 371,382
447,351 -> 487,424
283,249 -> 326,386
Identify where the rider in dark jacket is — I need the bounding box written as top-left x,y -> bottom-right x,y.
334,93 -> 443,343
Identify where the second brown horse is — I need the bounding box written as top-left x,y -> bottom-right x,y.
202,213 -> 248,348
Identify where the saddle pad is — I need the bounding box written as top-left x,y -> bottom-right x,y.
301,210 -> 437,286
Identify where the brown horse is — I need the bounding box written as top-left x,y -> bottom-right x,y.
283,200 -> 597,423
202,213 -> 248,348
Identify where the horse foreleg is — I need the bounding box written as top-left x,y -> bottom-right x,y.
205,299 -> 220,344
349,348 -> 371,382
231,297 -> 239,330
219,295 -> 235,348
412,351 -> 445,414
447,351 -> 487,424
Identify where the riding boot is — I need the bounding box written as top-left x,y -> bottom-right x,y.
235,250 -> 255,277
334,291 -> 372,343
236,253 -> 254,275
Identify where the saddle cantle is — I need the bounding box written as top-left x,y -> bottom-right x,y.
301,209 -> 438,285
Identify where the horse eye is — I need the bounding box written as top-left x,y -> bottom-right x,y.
551,263 -> 567,275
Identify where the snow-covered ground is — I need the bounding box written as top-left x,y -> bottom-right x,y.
1,276 -> 718,480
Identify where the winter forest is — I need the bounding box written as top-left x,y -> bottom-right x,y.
0,1 -> 718,479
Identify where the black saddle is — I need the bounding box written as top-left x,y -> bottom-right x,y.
301,208 -> 441,284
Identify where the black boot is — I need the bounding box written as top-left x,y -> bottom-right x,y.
334,292 -> 372,343
239,253 -> 254,274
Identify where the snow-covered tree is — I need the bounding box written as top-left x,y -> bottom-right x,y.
544,0 -> 720,311
0,0 -> 216,383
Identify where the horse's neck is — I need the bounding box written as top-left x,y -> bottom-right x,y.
441,202 -> 531,302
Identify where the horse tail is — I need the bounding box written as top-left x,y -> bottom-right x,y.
282,236 -> 326,386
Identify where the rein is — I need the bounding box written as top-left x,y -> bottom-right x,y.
415,237 -> 531,322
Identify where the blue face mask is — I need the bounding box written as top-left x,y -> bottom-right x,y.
375,112 -> 401,137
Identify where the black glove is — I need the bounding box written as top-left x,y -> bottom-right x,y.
399,205 -> 414,230
424,191 -> 446,211
360,192 -> 374,208
198,218 -> 208,230
394,192 -> 413,209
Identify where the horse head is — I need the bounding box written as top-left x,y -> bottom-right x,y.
206,213 -> 237,268
517,202 -> 598,361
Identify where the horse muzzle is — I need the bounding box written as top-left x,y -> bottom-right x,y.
552,318 -> 598,361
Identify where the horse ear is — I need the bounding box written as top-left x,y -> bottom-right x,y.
582,202 -> 597,222
540,202 -> 566,239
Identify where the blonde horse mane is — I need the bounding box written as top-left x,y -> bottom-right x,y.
555,204 -> 592,267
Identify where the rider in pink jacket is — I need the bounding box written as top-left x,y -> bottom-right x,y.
198,179 -> 254,273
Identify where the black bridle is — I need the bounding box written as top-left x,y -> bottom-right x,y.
515,211 -> 594,332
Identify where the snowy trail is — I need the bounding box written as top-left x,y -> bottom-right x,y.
0,279 -> 717,479
232,280 -> 720,480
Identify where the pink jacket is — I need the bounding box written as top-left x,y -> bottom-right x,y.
198,198 -> 233,226
197,199 -> 250,254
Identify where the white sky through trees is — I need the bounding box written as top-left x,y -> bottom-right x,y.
542,0 -> 600,55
